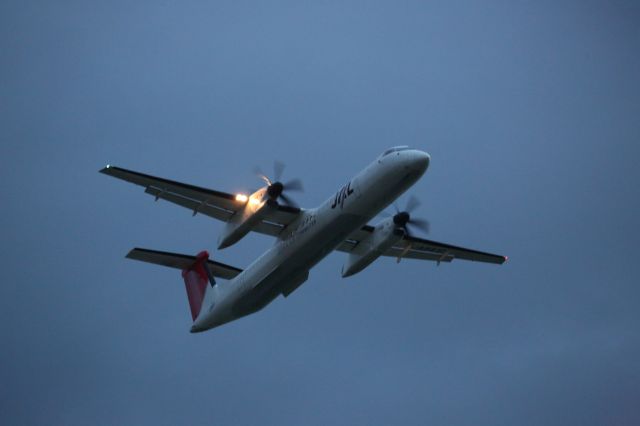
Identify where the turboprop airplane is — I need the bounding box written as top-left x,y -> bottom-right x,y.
101,146 -> 506,332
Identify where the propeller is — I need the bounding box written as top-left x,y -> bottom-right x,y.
385,195 -> 430,263
253,160 -> 304,208
391,195 -> 431,236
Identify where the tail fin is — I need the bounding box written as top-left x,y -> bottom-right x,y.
125,248 -> 244,322
181,251 -> 214,321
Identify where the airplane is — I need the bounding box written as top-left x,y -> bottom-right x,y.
100,146 -> 506,332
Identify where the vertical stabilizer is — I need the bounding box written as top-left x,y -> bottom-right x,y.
181,251 -> 214,321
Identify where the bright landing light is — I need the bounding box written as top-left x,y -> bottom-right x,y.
235,194 -> 248,202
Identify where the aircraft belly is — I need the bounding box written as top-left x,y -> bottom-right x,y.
289,212 -> 366,268
231,213 -> 366,317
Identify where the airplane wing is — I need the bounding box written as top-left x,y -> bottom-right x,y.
337,225 -> 507,265
100,165 -> 301,237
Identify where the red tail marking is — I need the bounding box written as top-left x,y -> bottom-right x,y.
181,251 -> 209,321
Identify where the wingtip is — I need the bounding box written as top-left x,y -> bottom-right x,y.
99,164 -> 112,174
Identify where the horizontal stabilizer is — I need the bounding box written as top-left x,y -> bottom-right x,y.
126,248 -> 242,280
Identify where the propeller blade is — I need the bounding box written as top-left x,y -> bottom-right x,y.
393,203 -> 400,214
283,178 -> 304,192
253,161 -> 304,206
273,160 -> 285,182
405,195 -> 420,213
253,166 -> 271,185
278,193 -> 299,208
409,218 -> 430,234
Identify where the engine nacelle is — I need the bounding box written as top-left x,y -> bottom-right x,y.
342,219 -> 404,277
217,188 -> 276,249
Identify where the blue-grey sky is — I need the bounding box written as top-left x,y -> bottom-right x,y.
1,1 -> 639,425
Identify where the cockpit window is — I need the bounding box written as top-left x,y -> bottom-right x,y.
380,146 -> 410,157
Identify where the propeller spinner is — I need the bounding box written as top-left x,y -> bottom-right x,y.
254,161 -> 304,208
391,195 -> 430,236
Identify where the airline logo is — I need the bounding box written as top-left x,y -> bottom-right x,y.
331,182 -> 354,209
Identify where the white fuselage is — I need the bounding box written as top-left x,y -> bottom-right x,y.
191,149 -> 430,332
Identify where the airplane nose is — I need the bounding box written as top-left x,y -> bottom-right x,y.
411,150 -> 430,172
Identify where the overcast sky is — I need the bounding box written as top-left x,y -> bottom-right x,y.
1,1 -> 639,425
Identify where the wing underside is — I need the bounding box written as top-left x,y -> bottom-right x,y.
100,165 -> 301,237
338,225 -> 506,265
